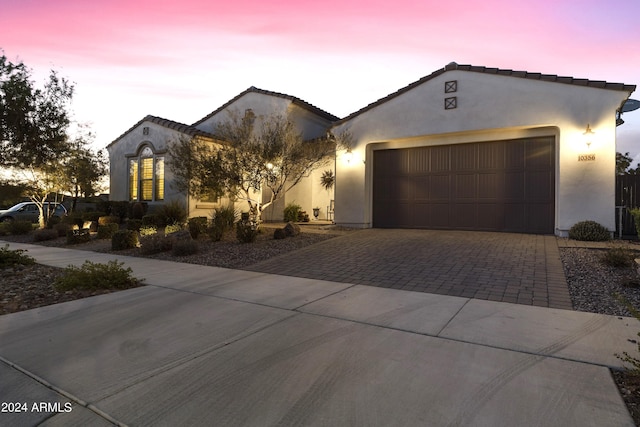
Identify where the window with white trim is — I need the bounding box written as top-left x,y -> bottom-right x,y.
129,146 -> 164,201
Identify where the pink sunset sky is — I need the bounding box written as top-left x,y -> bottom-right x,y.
2,0 -> 640,161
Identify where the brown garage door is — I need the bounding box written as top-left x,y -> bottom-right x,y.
372,136 -> 555,234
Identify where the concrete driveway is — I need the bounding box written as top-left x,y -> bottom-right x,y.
0,240 -> 636,426
247,229 -> 572,309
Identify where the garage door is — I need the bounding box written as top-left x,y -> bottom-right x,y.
372,136 -> 555,234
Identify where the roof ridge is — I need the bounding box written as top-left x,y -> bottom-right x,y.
108,115 -> 215,147
333,63 -> 636,125
192,86 -> 339,126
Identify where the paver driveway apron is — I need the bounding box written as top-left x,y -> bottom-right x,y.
247,228 -> 571,309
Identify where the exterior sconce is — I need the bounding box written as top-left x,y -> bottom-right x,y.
266,162 -> 274,170
583,124 -> 595,149
344,149 -> 354,164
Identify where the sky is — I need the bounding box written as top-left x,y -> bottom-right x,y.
1,0 -> 639,162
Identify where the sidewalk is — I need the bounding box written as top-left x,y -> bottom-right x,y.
0,242 -> 638,426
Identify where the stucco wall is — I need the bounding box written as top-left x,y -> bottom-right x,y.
107,120 -> 186,209
332,70 -> 631,235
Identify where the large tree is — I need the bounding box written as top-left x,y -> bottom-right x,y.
0,52 -> 75,227
168,111 -> 344,222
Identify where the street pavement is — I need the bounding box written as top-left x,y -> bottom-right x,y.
0,240 -> 638,426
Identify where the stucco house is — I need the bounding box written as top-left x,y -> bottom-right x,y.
331,62 -> 635,236
107,87 -> 338,221
108,62 -> 635,236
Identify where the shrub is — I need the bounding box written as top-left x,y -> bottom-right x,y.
54,222 -> 72,237
164,223 -> 183,235
46,216 -> 62,229
142,214 -> 160,227
98,215 -> 120,226
0,244 -> 35,268
140,234 -> 173,254
82,211 -> 107,222
109,201 -> 129,221
601,246 -> 635,268
139,225 -> 158,236
188,217 -> 208,239
127,219 -> 143,232
157,200 -> 187,227
97,223 -> 120,239
236,219 -> 259,243
131,202 -> 145,220
7,220 -> 34,235
284,203 -> 302,223
172,239 -> 198,256
33,228 -> 59,242
112,229 -> 139,250
54,260 -> 142,291
207,220 -> 225,242
568,220 -> 611,242
66,230 -> 92,245
62,212 -> 84,227
213,205 -> 237,230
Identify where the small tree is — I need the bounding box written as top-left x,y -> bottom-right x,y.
0,52 -> 75,227
168,112 -> 349,223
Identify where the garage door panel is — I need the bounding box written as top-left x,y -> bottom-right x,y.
454,173 -> 477,200
478,173 -> 503,199
372,136 -> 554,233
430,174 -> 450,200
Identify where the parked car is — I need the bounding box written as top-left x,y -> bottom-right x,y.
0,202 -> 67,223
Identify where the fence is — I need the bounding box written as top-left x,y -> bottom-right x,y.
615,174 -> 640,238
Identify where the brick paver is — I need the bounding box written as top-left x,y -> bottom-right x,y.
246,229 -> 572,309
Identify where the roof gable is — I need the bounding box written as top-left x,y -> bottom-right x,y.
192,86 -> 339,127
335,62 -> 636,125
108,115 -> 216,148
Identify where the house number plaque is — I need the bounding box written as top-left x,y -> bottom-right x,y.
578,154 -> 596,162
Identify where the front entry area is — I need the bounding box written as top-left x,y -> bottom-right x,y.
372,136 -> 555,234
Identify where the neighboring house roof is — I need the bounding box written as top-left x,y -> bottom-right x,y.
108,115 -> 216,148
334,62 -> 637,125
192,86 -> 340,126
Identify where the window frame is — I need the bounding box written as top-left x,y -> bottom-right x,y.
127,143 -> 165,202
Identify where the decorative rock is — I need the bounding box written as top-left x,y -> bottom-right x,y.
284,222 -> 300,237
273,228 -> 287,240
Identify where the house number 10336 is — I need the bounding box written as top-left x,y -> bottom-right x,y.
578,154 -> 596,162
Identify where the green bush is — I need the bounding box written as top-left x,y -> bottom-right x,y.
236,219 -> 259,243
109,201 -> 129,221
140,235 -> 173,254
188,217 -> 208,239
6,220 -> 33,235
97,223 -> 120,239
157,200 -> 187,227
33,228 -> 59,242
82,211 -> 107,222
66,230 -> 92,245
212,205 -> 237,230
630,208 -> 640,236
62,212 -> 84,227
112,229 -> 139,250
164,223 -> 183,235
207,218 -> 225,241
127,219 -> 142,232
131,202 -> 145,220
46,215 -> 62,229
283,203 -> 302,223
142,214 -> 160,227
98,215 -> 120,226
0,244 -> 35,268
568,220 -> 611,242
601,246 -> 635,268
139,225 -> 157,236
172,239 -> 198,256
54,260 -> 142,291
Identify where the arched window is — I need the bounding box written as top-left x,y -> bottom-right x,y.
129,145 -> 164,201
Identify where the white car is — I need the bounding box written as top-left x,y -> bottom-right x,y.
0,202 -> 68,223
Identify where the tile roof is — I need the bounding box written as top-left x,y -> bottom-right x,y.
108,115 -> 216,147
334,62 -> 637,125
192,86 -> 339,127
